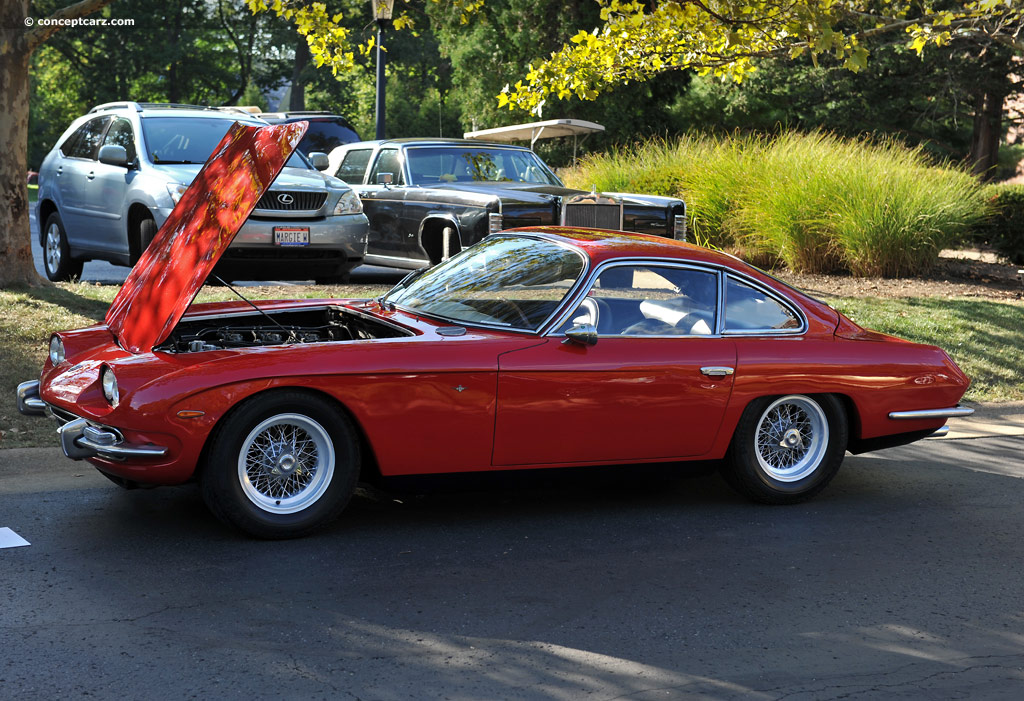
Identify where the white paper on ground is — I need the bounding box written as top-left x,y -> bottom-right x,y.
0,527 -> 30,548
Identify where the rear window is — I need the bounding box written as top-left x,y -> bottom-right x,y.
337,149 -> 373,184
296,119 -> 360,156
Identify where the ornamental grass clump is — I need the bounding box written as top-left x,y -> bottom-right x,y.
564,131 -> 989,276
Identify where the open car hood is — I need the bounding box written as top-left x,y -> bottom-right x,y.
105,121 -> 307,354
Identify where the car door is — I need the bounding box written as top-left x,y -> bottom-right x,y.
360,148 -> 416,263
492,263 -> 736,466
84,117 -> 137,254
56,116 -> 110,244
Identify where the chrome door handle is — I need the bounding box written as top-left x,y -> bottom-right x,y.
56,166 -> 62,175
700,366 -> 735,377
86,171 -> 96,180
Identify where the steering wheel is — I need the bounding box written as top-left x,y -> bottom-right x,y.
488,299 -> 532,328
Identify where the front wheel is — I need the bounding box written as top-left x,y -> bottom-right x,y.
722,394 -> 847,504
42,212 -> 84,282
201,391 -> 360,538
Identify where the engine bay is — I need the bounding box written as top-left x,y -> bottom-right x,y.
157,305 -> 409,353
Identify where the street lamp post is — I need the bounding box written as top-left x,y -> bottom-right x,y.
372,0 -> 395,140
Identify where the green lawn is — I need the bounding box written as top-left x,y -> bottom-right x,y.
1,283 -> 1020,449
28,184 -> 38,203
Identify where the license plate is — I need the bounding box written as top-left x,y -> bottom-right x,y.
274,227 -> 309,246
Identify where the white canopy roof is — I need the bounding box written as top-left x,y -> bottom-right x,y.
463,119 -> 604,151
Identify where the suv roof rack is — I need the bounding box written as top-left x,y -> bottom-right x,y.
260,111 -> 335,118
88,101 -> 143,114
88,102 -> 258,116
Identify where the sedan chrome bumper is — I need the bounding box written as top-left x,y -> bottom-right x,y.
16,379 -> 168,461
16,380 -> 46,416
888,405 -> 975,420
58,418 -> 168,461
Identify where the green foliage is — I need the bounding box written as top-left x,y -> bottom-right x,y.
564,132 -> 990,276
978,184 -> 1024,265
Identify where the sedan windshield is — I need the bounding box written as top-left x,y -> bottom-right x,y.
141,117 -> 306,168
383,236 -> 585,330
404,146 -> 561,186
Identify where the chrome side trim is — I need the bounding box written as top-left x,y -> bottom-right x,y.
58,417 -> 168,461
888,406 -> 975,420
927,425 -> 951,438
16,380 -> 46,416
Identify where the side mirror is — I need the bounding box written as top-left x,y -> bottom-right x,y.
377,172 -> 394,187
309,152 -> 330,171
98,144 -> 129,167
564,323 -> 598,346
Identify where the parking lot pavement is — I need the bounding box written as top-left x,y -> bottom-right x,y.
3,432 -> 1024,698
28,211 -> 406,287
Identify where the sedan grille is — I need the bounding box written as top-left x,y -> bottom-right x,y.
562,201 -> 623,230
255,190 -> 327,211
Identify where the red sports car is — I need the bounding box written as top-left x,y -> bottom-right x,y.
18,123 -> 973,538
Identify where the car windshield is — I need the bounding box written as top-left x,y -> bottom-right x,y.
404,146 -> 561,186
382,236 -> 585,330
141,116 -> 306,168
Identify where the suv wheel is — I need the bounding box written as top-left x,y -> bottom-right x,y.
43,212 -> 84,282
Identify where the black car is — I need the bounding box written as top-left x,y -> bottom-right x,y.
328,139 -> 688,269
260,111 -> 361,159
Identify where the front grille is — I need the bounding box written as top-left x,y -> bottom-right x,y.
563,202 -> 622,230
255,190 -> 327,211
45,404 -> 79,427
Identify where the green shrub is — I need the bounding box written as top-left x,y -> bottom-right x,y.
979,184 -> 1024,265
564,132 -> 990,276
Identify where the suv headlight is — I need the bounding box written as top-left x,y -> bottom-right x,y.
166,183 -> 188,205
49,335 -> 65,366
332,189 -> 362,216
101,366 -> 119,406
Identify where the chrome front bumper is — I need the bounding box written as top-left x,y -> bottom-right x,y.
888,405 -> 975,420
16,380 -> 168,461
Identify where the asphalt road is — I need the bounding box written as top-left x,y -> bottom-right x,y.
28,211 -> 407,287
2,434 -> 1023,699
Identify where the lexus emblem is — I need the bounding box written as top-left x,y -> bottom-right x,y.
277,193 -> 294,205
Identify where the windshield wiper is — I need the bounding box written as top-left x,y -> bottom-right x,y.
152,158 -> 198,164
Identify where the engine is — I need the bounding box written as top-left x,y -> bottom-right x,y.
157,305 -> 408,353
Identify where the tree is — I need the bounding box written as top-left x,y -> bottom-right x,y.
1,0 -> 117,288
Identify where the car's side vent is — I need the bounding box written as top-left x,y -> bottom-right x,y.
255,190 -> 328,211
561,194 -> 623,231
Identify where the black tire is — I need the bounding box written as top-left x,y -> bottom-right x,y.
139,217 -> 157,256
722,394 -> 847,504
42,212 -> 84,282
201,391 -> 360,539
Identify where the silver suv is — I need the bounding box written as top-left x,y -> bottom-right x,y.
36,102 -> 368,283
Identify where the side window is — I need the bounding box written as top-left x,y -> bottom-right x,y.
102,118 -> 137,163
724,276 -> 801,332
336,149 -> 372,184
63,117 -> 110,160
369,148 -> 404,185
557,265 -> 718,336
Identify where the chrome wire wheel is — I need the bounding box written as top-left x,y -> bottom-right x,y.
753,395 -> 829,482
237,413 -> 335,514
45,222 -> 62,275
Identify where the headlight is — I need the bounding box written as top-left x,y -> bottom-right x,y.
101,366 -> 119,406
332,189 -> 362,215
166,183 -> 188,205
49,336 -> 65,365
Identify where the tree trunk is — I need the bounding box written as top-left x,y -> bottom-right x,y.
1,0 -> 117,288
289,37 -> 309,111
970,88 -> 1004,180
0,1 -> 41,287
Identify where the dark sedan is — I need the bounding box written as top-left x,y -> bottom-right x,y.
328,139 -> 687,270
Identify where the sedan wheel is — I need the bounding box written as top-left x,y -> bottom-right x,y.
722,394 -> 847,504
202,391 -> 359,538
43,212 -> 84,282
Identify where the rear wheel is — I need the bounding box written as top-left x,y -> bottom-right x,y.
43,212 -> 84,282
201,391 -> 360,538
722,394 -> 847,504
